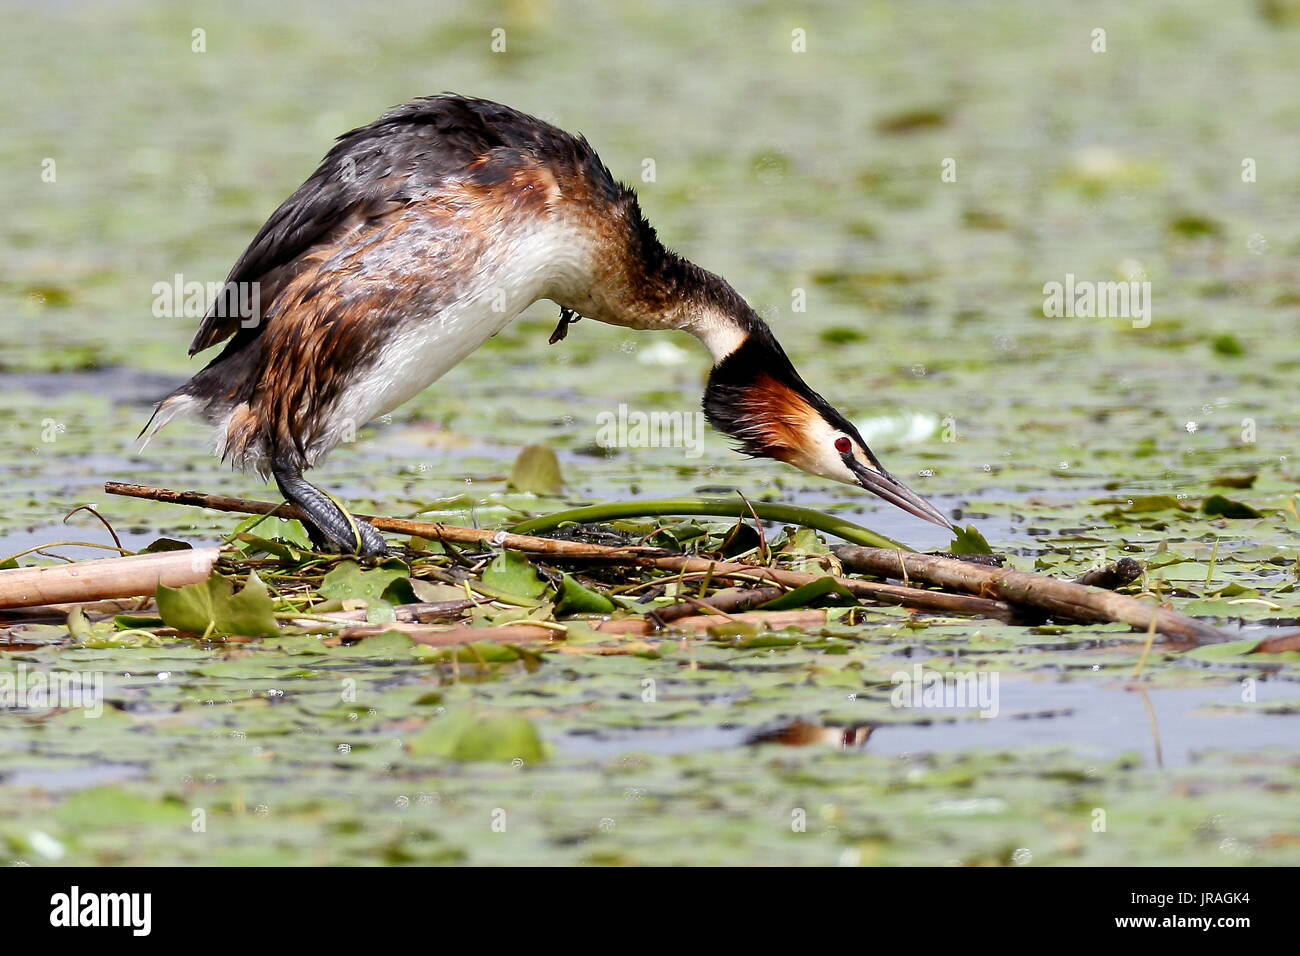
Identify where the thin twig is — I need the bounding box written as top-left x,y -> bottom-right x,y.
63,504 -> 123,552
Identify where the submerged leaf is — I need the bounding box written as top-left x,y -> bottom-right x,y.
508,444 -> 564,495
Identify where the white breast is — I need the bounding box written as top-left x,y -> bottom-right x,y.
311,224 -> 591,462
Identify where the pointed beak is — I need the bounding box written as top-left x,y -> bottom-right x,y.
846,455 -> 953,530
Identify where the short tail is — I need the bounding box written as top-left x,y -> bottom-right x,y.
137,389 -> 200,450
140,336 -> 260,450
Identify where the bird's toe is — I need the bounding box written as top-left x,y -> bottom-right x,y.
354,519 -> 390,557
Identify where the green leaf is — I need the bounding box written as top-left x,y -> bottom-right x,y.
1211,474 -> 1256,489
414,641 -> 526,664
319,560 -> 409,603
56,787 -> 190,827
139,538 -> 192,553
719,520 -> 763,557
783,526 -> 830,556
332,630 -> 414,658
67,605 -> 101,642
230,514 -> 313,549
555,573 -> 616,614
508,443 -> 564,495
1210,333 -> 1244,357
1202,494 -> 1262,519
235,534 -> 307,560
757,576 -> 855,610
407,710 -> 548,763
948,524 -> 993,554
471,602 -> 553,627
1108,495 -> 1186,514
113,614 -> 164,630
1185,639 -> 1261,660
481,550 -> 547,600
156,571 -> 279,638
409,579 -> 470,603
195,659 -> 317,678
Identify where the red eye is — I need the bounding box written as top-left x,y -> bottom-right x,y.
834,436 -> 852,454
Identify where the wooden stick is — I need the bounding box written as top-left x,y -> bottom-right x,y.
0,548 -> 221,609
626,555 -> 1013,619
103,482 -> 665,559
0,597 -> 152,622
103,482 -> 1013,620
832,545 -> 1232,645
655,586 -> 785,622
284,599 -> 474,626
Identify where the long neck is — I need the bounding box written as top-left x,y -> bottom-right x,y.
659,257 -> 762,363
571,195 -> 764,363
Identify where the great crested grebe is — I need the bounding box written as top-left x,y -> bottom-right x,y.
147,94 -> 951,555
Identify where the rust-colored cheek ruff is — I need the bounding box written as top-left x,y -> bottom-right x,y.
706,371 -> 818,462
701,323 -> 843,464
736,373 -> 819,461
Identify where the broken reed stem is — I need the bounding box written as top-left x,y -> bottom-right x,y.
655,586 -> 785,622
0,547 -> 222,609
831,545 -> 1233,646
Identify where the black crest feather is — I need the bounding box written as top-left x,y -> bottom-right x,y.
702,323 -> 866,458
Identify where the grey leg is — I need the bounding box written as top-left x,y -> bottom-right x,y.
272,463 -> 388,557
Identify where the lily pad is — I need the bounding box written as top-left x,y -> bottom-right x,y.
319,560 -> 410,603
156,571 -> 279,638
1203,495 -> 1262,519
407,710 -> 548,763
481,550 -> 547,601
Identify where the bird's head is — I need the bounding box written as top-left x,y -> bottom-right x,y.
702,328 -> 952,530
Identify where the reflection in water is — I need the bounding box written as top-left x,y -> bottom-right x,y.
562,678 -> 1298,768
747,720 -> 875,749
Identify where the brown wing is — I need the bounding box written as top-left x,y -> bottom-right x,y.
188,93 -> 616,356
